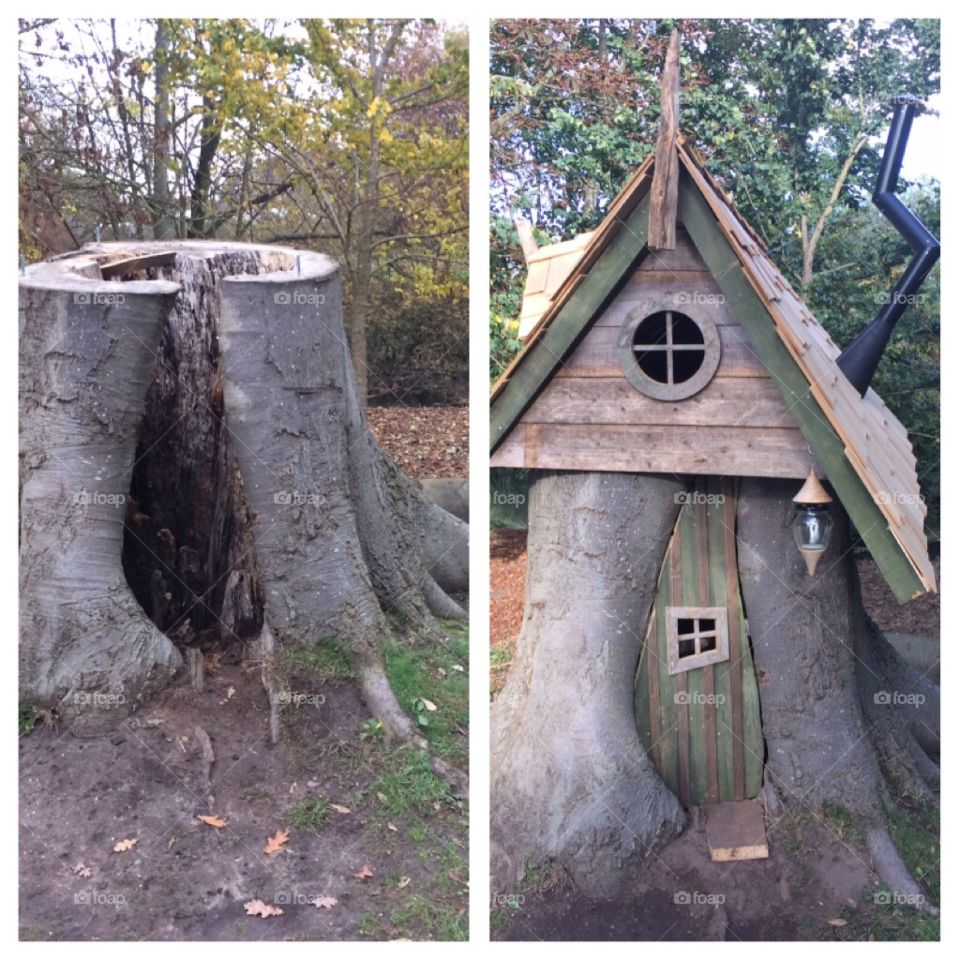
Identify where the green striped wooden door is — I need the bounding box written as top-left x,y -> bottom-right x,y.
634,478 -> 763,807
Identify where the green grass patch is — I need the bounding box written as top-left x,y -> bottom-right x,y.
889,801 -> 939,905
388,893 -> 467,941
355,911 -> 382,938
287,794 -> 330,833
277,639 -> 356,684
19,704 -> 41,736
820,803 -> 864,845
368,746 -> 455,820
809,891 -> 939,941
385,626 -> 468,765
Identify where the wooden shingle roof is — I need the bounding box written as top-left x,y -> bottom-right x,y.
491,140 -> 935,601
517,231 -> 593,339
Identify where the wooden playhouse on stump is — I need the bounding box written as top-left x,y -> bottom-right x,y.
490,37 -> 937,853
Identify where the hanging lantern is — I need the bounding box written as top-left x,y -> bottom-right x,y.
792,468 -> 834,576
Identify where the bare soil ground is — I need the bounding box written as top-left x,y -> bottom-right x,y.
489,529 -> 940,941
21,643 -> 468,942
492,807 -> 936,941
20,408 -> 470,941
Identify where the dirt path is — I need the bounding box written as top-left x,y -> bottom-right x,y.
20,656 -> 467,941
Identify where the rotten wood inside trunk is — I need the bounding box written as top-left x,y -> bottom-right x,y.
122,250 -> 268,649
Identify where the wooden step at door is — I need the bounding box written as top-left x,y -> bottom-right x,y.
705,799 -> 768,862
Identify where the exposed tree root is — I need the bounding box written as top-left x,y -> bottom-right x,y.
866,822 -> 938,915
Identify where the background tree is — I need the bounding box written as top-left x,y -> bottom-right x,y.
19,17 -> 468,406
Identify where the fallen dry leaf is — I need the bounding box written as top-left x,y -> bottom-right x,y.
828,918 -> 848,927
112,838 -> 138,853
244,899 -> 283,918
72,862 -> 92,878
263,829 -> 290,855
330,804 -> 351,815
353,865 -> 375,880
313,896 -> 338,909
419,697 -> 438,712
196,814 -> 228,829
387,823 -> 398,832
397,876 -> 411,889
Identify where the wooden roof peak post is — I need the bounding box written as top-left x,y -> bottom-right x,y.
514,215 -> 539,264
648,29 -> 681,250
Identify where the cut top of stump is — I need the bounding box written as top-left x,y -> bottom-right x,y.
20,240 -> 338,295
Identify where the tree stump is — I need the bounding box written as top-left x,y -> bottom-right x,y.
20,242 -> 467,751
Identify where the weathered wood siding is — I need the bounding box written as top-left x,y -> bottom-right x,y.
490,230 -> 815,478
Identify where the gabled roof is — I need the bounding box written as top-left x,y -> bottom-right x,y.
491,140 -> 935,602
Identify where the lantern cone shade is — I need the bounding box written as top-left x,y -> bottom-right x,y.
793,467 -> 833,505
800,546 -> 825,576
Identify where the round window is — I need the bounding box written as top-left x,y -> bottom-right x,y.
618,306 -> 721,401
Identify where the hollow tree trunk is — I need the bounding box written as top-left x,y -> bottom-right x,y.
490,471 -> 687,893
736,477 -> 934,909
218,253 -> 468,769
20,243 -> 468,764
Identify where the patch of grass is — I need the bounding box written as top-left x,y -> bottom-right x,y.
807,890 -> 939,941
407,823 -> 428,844
385,626 -> 468,765
820,803 -> 864,845
889,801 -> 939,905
519,857 -> 571,896
355,911 -> 382,938
388,893 -> 467,941
277,639 -> 356,684
287,795 -> 330,833
19,703 -> 41,736
368,746 -> 455,820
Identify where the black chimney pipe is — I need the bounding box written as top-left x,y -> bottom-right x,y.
836,96 -> 940,396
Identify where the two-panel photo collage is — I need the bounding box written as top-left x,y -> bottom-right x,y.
14,12 -> 944,947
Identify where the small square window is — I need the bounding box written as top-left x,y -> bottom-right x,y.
666,606 -> 729,675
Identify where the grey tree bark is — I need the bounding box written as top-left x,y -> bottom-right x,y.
490,471 -> 687,894
218,251 -> 467,782
20,243 -> 468,768
19,264 -> 184,718
737,477 -> 935,910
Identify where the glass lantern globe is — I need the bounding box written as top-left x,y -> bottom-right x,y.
791,467 -> 834,576
792,504 -> 833,575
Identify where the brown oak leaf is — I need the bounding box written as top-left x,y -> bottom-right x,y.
196,814 -> 229,829
263,829 -> 290,855
244,899 -> 283,918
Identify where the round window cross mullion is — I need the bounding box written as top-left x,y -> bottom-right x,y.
619,303 -> 721,401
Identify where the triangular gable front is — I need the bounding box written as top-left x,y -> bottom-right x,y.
490,141 -> 935,603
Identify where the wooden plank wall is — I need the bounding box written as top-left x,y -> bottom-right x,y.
491,230 -> 815,479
